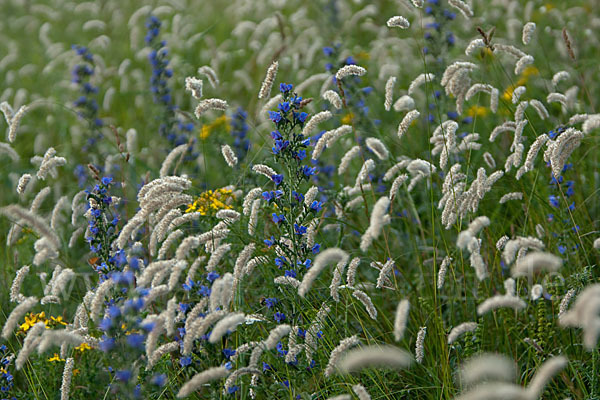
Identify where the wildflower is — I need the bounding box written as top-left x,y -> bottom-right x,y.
280,83 -> 293,93
272,174 -> 284,185
48,353 -> 65,362
274,312 -> 286,323
272,213 -> 285,224
180,356 -> 192,367
275,256 -> 288,268
264,298 -> 278,309
74,342 -> 91,352
264,236 -> 276,247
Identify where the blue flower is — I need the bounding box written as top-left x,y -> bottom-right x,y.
111,271 -> 134,285
262,361 -> 272,371
271,130 -> 282,140
275,256 -> 288,268
227,385 -> 240,394
223,348 -> 236,358
198,285 -> 211,297
268,111 -> 282,123
101,176 -> 113,185
310,201 -> 323,212
284,269 -> 297,278
297,112 -> 308,123
264,298 -> 278,309
294,224 -> 307,235
292,191 -> 304,203
180,356 -> 192,367
272,213 -> 286,224
151,374 -> 167,386
323,47 -> 334,56
116,370 -> 132,382
272,174 -> 284,185
262,191 -> 274,201
279,83 -> 293,93
312,243 -> 321,254
264,236 -> 276,247
126,334 -> 145,349
296,149 -> 307,160
207,271 -> 220,282
182,278 -> 194,291
278,102 -> 290,113
274,312 -> 286,323
549,195 -> 560,208
302,165 -> 317,177
99,336 -> 115,352
99,318 -> 113,332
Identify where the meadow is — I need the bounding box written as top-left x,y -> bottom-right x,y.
1,0 -> 600,398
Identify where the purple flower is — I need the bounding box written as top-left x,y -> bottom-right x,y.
296,112 -> 308,123
272,174 -> 284,185
179,356 -> 192,367
310,200 -> 323,212
268,111 -> 282,123
264,298 -> 278,309
278,102 -> 290,113
206,272 -> 220,282
151,374 -> 167,386
294,224 -> 307,235
284,269 -> 296,278
115,370 -> 132,382
272,213 -> 285,224
126,334 -> 145,349
274,312 -> 286,323
275,256 -> 288,268
279,83 -> 293,93
223,348 -> 236,358
264,236 -> 276,247
312,243 -> 321,254
99,337 -> 115,352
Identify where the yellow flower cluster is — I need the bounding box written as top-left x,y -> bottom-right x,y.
48,353 -> 65,362
467,105 -> 489,117
341,113 -> 355,124
502,65 -> 539,101
200,115 -> 230,140
20,312 -> 68,333
75,342 -> 92,352
185,188 -> 235,215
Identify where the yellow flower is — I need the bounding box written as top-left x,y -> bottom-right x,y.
467,105 -> 489,118
502,66 -> 539,102
355,51 -> 370,60
199,115 -> 231,140
48,353 -> 65,362
50,316 -> 68,326
185,188 -> 235,216
73,368 -> 80,376
75,342 -> 92,352
20,312 -> 49,333
520,65 -> 539,80
502,85 -> 515,102
341,113 -> 354,124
